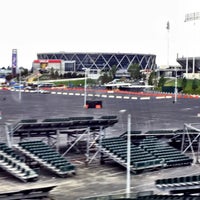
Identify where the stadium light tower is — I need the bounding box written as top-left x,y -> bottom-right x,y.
166,21 -> 170,69
184,12 -> 200,77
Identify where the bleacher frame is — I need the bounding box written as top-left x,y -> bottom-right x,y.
5,116 -> 117,165
0,185 -> 56,200
181,123 -> 200,163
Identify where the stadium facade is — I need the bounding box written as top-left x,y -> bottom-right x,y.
32,52 -> 156,79
177,56 -> 200,79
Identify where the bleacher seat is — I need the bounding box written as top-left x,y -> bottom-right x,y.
156,174 -> 200,189
0,143 -> 38,182
98,137 -> 163,172
17,141 -> 75,177
139,136 -> 193,167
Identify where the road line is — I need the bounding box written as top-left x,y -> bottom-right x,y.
156,96 -> 165,99
140,97 -> 150,100
95,94 -> 101,97
131,97 -> 137,100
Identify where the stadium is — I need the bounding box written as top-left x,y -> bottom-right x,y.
32,52 -> 156,78
177,56 -> 200,79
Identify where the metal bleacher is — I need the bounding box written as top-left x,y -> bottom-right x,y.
9,116 -> 118,138
0,143 -> 38,182
139,136 -> 193,167
0,185 -> 56,200
14,140 -> 76,177
96,137 -> 164,173
95,135 -> 193,174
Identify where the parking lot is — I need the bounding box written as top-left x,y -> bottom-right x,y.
0,90 -> 200,199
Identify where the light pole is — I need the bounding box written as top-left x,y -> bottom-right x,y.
174,66 -> 178,103
19,67 -> 22,101
119,109 -> 127,132
37,71 -> 40,93
83,68 -> 88,108
126,114 -> 131,198
166,21 -> 170,69
185,12 -> 200,78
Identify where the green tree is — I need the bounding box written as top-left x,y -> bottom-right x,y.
21,68 -> 29,76
109,65 -> 117,79
127,63 -> 141,80
181,77 -> 187,90
158,75 -> 166,88
54,71 -> 59,79
5,74 -> 13,83
50,67 -> 55,79
99,73 -> 112,85
148,70 -> 156,85
192,78 -> 198,91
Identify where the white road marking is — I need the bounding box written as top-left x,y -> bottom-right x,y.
156,96 -> 165,99
131,97 -> 137,100
140,97 -> 150,100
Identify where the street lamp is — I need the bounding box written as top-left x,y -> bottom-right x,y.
126,114 -> 131,198
174,66 -> 178,103
83,68 -> 88,108
119,109 -> 127,132
119,110 -> 131,198
184,12 -> 200,77
18,67 -> 22,101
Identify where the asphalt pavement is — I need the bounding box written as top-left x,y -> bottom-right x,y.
0,90 -> 200,199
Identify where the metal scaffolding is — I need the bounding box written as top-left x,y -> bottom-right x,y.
181,123 -> 200,163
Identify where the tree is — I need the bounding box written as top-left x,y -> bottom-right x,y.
158,75 -> 166,88
192,78 -> 198,91
5,74 -> 13,83
127,63 -> 141,80
109,65 -> 117,79
181,77 -> 187,90
54,71 -> 59,79
148,70 -> 156,85
50,67 -> 55,79
99,73 -> 112,85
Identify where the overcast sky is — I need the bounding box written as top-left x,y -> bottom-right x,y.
0,0 -> 200,69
